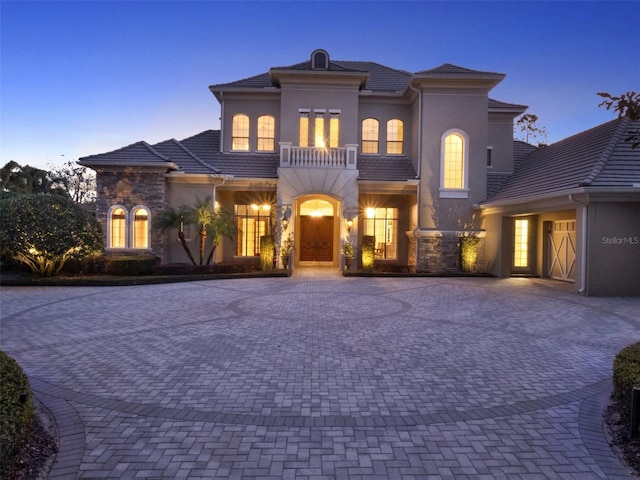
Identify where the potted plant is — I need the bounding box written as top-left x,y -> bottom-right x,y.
281,233 -> 294,269
342,238 -> 355,269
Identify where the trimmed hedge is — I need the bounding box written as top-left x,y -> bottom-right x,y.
613,341 -> 640,421
104,254 -> 160,276
0,351 -> 35,477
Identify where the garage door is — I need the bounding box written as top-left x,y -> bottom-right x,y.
548,220 -> 576,281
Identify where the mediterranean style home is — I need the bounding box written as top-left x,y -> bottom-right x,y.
79,49 -> 640,296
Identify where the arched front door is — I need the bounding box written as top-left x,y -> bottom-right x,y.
299,199 -> 334,262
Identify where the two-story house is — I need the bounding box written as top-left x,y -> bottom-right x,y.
80,49 -> 640,295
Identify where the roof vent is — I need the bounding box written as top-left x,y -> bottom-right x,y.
311,49 -> 329,70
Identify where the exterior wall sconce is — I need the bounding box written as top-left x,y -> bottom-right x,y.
346,218 -> 353,233
281,206 -> 292,231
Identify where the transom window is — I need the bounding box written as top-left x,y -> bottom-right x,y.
235,204 -> 273,256
364,207 -> 397,260
257,115 -> 275,151
362,118 -> 379,154
232,114 -> 250,151
386,119 -> 404,155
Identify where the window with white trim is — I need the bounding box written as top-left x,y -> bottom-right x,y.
440,130 -> 469,198
132,207 -> 150,249
299,111 -> 309,147
329,112 -> 340,148
110,207 -> 126,248
362,118 -> 379,154
386,119 -> 403,155
232,114 -> 250,151
257,115 -> 275,152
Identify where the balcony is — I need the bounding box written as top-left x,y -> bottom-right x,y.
279,143 -> 358,169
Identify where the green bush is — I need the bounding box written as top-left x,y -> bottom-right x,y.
613,341 -> 640,421
260,235 -> 275,270
361,235 -> 376,272
105,254 -> 160,276
0,351 -> 35,477
0,194 -> 103,276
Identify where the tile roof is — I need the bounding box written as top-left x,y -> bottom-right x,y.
79,141 -> 174,167
416,63 -> 503,76
357,156 -> 417,181
487,118 -> 640,203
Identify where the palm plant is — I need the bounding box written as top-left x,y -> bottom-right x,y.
152,205 -> 196,265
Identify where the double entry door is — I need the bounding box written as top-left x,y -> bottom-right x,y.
299,216 -> 333,262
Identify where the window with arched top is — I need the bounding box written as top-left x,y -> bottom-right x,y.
386,119 -> 404,155
232,114 -> 250,151
440,130 -> 469,198
312,50 -> 329,70
362,118 -> 379,154
257,115 -> 275,151
109,206 -> 127,248
132,207 -> 150,249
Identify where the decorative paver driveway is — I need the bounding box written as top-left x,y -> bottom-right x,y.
2,272 -> 639,479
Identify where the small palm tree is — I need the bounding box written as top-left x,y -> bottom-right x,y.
152,205 -> 197,265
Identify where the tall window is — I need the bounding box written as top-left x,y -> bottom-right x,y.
299,111 -> 309,147
513,219 -> 529,268
232,114 -> 250,151
362,118 -> 379,154
329,112 -> 340,148
235,204 -> 272,256
440,130 -> 469,198
257,115 -> 275,151
364,207 -> 398,260
110,207 -> 126,248
314,112 -> 325,147
132,208 -> 149,249
386,119 -> 404,155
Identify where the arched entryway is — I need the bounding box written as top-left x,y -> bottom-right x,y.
297,197 -> 337,264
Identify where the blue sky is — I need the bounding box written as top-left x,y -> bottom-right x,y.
2,0 -> 639,170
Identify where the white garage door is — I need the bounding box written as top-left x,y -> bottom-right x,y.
548,220 -> 576,282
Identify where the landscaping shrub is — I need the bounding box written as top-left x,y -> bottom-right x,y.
104,254 -> 160,276
152,262 -> 260,276
0,351 -> 35,477
260,235 -> 275,270
361,235 -> 375,271
613,341 -> 640,422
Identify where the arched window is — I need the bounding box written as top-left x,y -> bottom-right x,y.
132,207 -> 150,249
257,115 -> 275,151
386,119 -> 404,155
232,114 -> 250,151
361,118 -> 379,154
440,130 -> 469,198
109,206 -> 126,248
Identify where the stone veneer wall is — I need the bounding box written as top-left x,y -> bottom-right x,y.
95,169 -> 167,259
415,233 -> 485,274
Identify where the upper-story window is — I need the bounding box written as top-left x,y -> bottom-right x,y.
329,112 -> 340,148
362,118 -> 379,154
299,111 -> 309,147
440,130 -> 469,198
232,114 -> 250,151
257,115 -> 275,152
314,111 -> 325,147
311,49 -> 329,70
386,119 -> 404,155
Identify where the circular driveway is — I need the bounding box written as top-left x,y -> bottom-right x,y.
2,273 -> 639,479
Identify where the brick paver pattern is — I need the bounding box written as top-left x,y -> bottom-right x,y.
2,272 -> 639,479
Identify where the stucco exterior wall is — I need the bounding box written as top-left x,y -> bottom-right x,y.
586,201 -> 640,296
488,112 -> 516,172
220,93 -> 281,152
